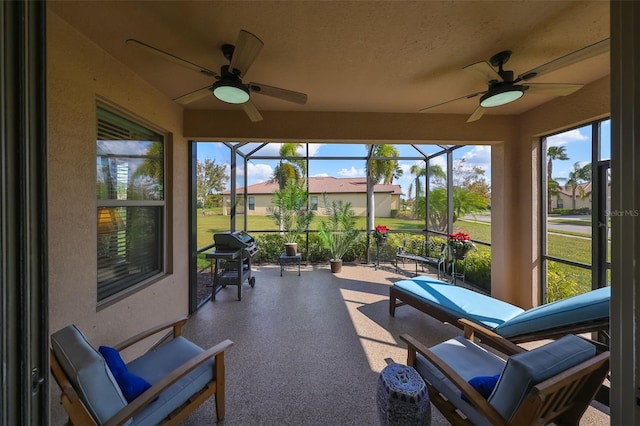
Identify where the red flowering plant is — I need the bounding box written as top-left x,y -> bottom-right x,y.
448,232 -> 474,258
373,224 -> 390,244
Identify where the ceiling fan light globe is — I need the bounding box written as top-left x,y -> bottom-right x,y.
480,86 -> 524,108
212,80 -> 250,104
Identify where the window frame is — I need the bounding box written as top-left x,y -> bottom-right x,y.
540,117 -> 610,304
96,103 -> 169,305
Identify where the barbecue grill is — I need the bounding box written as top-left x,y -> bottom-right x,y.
206,231 -> 258,301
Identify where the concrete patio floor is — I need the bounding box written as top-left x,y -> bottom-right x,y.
180,262 -> 609,425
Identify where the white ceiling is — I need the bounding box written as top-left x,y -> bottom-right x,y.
48,1 -> 610,120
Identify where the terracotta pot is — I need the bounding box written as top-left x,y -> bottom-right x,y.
285,242 -> 298,256
330,259 -> 343,273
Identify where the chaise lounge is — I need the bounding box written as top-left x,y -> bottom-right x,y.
389,275 -> 610,346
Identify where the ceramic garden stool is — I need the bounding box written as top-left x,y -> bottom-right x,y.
376,363 -> 431,426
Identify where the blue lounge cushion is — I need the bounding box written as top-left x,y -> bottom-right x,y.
99,346 -> 152,403
488,334 -> 596,421
494,286 -> 610,338
51,326 -> 129,425
461,374 -> 500,402
392,278 -> 610,338
393,278 -> 524,329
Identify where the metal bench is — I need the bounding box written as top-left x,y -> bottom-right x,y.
395,239 -> 446,278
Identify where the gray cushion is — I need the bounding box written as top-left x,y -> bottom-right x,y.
414,336 -> 504,426
127,336 -> 215,426
51,325 -> 129,425
488,334 -> 596,421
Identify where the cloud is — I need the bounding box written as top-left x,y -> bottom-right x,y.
311,172 -> 329,177
546,129 -> 589,147
234,162 -> 273,185
429,156 -> 447,170
337,166 -> 366,177
461,146 -> 491,170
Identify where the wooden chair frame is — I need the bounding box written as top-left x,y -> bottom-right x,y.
401,320 -> 610,426
50,317 -> 234,426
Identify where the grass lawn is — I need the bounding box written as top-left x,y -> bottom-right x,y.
548,218 -> 592,226
197,213 -> 602,293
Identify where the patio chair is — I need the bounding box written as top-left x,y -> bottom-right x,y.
401,324 -> 610,425
389,276 -> 610,347
50,317 -> 234,425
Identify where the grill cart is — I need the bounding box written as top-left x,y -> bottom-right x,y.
206,231 -> 258,301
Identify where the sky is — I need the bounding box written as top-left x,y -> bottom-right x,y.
196,142 -> 491,198
546,119 -> 611,180
195,118 -> 609,197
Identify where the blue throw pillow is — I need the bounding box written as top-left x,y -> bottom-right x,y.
461,374 -> 500,403
99,346 -> 152,403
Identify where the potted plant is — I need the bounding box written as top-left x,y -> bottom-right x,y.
268,178 -> 315,256
317,197 -> 360,273
373,224 -> 390,246
447,231 -> 475,260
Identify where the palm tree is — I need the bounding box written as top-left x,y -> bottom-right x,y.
410,162 -> 446,198
546,146 -> 569,212
410,164 -> 426,197
547,146 -> 569,179
390,164 -> 403,184
367,145 -> 399,185
547,178 -> 563,211
566,162 -> 592,210
272,143 -> 305,189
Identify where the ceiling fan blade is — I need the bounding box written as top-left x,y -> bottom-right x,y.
126,39 -> 218,78
517,38 -> 610,81
466,106 -> 485,123
419,91 -> 485,113
249,82 -> 308,104
229,30 -> 264,77
525,83 -> 584,96
464,61 -> 502,83
242,100 -> 263,122
173,86 -> 212,105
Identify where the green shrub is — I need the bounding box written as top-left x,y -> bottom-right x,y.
546,263 -> 581,302
253,231 -> 492,291
459,246 -> 491,292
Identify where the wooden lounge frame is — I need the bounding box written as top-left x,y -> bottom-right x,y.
401,319 -> 611,426
50,317 -> 234,425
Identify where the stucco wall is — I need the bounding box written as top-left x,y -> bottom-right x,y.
47,10 -> 188,356
226,192 -> 399,217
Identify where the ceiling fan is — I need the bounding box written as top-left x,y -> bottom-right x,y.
419,39 -> 609,123
126,30 -> 308,122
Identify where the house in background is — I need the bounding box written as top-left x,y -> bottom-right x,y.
551,182 -> 593,212
222,177 -> 402,217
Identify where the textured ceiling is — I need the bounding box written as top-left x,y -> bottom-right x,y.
48,1 -> 610,120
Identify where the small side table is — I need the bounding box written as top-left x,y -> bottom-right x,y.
279,253 -> 301,276
377,363 -> 431,425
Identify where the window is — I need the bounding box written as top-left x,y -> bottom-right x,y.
310,196 -> 318,211
96,106 -> 166,303
248,196 -> 255,211
542,118 -> 610,303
